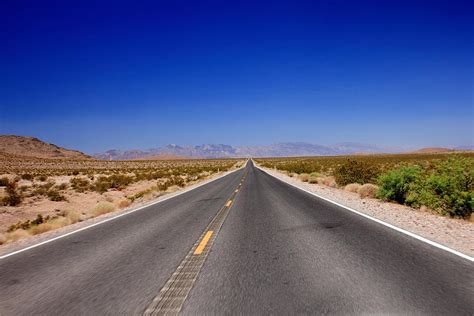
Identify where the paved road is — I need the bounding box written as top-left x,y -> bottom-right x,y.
1,161 -> 473,315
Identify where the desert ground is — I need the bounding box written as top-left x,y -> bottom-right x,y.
0,152 -> 244,244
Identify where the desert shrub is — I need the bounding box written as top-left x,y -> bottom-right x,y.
18,185 -> 29,193
93,174 -> 134,193
376,166 -> 422,204
31,214 -> 46,225
32,180 -> 56,196
171,176 -> 186,187
0,177 -> 9,186
55,183 -> 68,190
299,173 -> 309,182
70,177 -> 90,193
3,181 -> 23,206
308,172 -> 319,183
8,220 -> 30,232
8,214 -> 50,232
21,174 -> 34,180
47,189 -> 67,201
344,183 -> 361,193
91,201 -> 116,216
358,184 -> 379,198
37,175 -> 48,182
333,159 -> 379,186
413,157 -> 473,218
158,179 -> 173,191
93,180 -> 110,194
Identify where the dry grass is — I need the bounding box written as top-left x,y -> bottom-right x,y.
317,176 -> 336,187
0,229 -> 31,244
91,201 -> 117,217
64,209 -> 81,223
345,183 -> 362,193
357,184 -> 379,198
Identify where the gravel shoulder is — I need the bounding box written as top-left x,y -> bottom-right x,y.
257,165 -> 474,257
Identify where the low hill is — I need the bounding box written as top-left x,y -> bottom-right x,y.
412,147 -> 454,154
0,135 -> 92,159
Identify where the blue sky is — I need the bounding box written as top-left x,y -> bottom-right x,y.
1,0 -> 472,153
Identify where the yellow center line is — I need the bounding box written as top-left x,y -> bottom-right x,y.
225,200 -> 232,207
194,231 -> 214,255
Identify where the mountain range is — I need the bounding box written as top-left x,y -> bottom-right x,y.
1,135 -> 470,161
93,142 -> 409,160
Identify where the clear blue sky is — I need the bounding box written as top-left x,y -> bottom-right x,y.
1,0 -> 473,153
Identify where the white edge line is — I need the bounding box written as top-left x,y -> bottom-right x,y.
0,163 -> 247,260
252,161 -> 474,262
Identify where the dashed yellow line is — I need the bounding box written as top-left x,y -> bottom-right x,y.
194,231 -> 214,255
225,200 -> 232,207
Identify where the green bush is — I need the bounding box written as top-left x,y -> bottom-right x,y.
414,157 -> 473,218
376,166 -> 422,204
333,159 -> 379,186
376,157 -> 473,218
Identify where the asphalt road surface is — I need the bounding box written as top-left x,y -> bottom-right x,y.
1,161 -> 473,315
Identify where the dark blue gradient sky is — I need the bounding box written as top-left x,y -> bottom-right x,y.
1,0 -> 472,153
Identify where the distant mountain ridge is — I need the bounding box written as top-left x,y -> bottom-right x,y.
0,135 -> 92,160
93,142 -> 408,160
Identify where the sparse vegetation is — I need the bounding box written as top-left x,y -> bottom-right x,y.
0,154 -> 244,244
46,189 -> 67,201
333,159 -> 379,186
256,152 -> 474,219
70,177 -> 90,192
